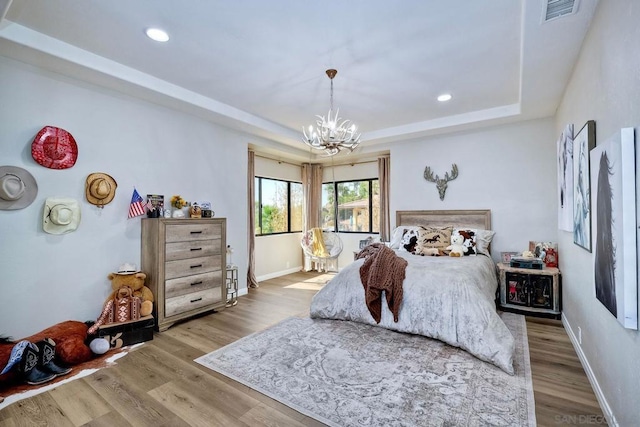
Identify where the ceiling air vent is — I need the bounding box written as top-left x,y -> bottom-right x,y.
543,0 -> 580,22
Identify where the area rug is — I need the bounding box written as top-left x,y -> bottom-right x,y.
195,312 -> 536,427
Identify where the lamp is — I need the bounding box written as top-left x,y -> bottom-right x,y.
302,69 -> 361,156
226,244 -> 235,268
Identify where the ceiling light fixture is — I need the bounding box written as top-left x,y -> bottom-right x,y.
302,69 -> 361,156
437,93 -> 452,102
145,28 -> 169,42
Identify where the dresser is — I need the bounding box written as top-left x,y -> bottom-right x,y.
141,218 -> 226,331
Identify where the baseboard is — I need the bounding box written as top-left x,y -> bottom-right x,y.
238,288 -> 248,297
256,266 -> 302,282
562,313 -> 618,426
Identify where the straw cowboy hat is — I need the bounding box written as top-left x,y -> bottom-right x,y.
0,166 -> 38,210
31,126 -> 78,170
43,198 -> 81,234
85,173 -> 117,207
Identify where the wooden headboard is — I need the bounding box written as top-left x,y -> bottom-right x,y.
396,209 -> 491,230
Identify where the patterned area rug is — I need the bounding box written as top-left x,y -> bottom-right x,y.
195,313 -> 535,427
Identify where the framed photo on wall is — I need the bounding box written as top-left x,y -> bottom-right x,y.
590,128 -> 637,330
572,120 -> 595,252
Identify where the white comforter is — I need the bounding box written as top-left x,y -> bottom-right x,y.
310,252 -> 516,374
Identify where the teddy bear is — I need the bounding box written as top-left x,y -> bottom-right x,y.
446,234 -> 467,257
87,264 -> 154,335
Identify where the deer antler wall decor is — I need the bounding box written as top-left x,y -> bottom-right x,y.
423,164 -> 458,201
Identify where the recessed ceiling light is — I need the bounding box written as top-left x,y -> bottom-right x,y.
145,28 -> 169,42
437,94 -> 452,102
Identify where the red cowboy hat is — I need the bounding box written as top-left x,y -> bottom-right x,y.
31,126 -> 78,169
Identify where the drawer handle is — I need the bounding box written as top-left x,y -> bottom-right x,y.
190,264 -> 203,269
190,247 -> 203,252
190,297 -> 203,303
190,230 -> 203,234
191,281 -> 203,286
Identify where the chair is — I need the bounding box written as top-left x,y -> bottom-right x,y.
301,228 -> 344,272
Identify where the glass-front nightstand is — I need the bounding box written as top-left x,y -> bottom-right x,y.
226,265 -> 238,307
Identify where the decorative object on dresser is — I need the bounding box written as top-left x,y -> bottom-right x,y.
497,262 -> 561,319
423,164 -> 458,201
141,218 -> 226,331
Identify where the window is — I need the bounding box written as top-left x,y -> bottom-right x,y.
255,177 -> 303,235
322,179 -> 379,233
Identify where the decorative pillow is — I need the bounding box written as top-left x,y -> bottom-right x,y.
398,228 -> 422,254
452,229 -> 477,256
419,226 -> 452,251
453,228 -> 495,256
389,226 -> 425,250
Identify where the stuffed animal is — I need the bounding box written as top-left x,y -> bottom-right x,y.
446,234 -> 467,257
1,321 -> 95,385
87,265 -> 154,335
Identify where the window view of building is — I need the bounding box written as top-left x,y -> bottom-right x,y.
322,179 -> 379,233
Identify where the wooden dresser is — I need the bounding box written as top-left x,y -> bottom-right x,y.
141,218 -> 226,331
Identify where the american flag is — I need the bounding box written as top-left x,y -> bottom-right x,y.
128,188 -> 146,218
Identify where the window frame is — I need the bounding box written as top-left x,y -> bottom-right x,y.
322,178 -> 380,234
255,176 -> 303,236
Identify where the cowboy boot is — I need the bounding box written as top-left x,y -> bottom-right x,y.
19,343 -> 56,385
36,338 -> 72,377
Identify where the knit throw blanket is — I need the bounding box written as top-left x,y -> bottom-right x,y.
356,243 -> 408,323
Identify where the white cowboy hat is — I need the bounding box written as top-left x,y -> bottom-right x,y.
115,263 -> 140,275
43,198 -> 81,234
0,166 -> 38,210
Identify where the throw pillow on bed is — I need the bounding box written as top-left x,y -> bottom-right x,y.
398,228 -> 423,254
389,226 -> 425,250
452,228 -> 496,256
452,229 -> 478,256
419,226 -> 452,252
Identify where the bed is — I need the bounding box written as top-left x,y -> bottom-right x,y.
310,209 -> 516,374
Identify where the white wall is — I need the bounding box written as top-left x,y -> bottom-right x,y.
0,56 -> 250,338
554,1 -> 640,425
390,117 -> 557,262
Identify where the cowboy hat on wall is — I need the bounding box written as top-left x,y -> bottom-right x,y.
85,172 -> 117,208
31,126 -> 78,170
0,166 -> 38,210
43,198 -> 81,234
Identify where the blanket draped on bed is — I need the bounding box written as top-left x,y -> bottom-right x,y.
356,243 -> 408,323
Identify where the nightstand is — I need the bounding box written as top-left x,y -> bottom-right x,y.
496,262 -> 561,319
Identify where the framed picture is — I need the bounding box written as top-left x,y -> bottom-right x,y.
572,120 -> 595,252
501,252 -> 519,263
590,128 -> 637,329
557,124 -> 574,232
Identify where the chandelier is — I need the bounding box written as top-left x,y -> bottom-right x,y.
302,69 -> 361,156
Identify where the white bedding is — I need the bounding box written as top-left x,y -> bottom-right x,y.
310,251 -> 516,374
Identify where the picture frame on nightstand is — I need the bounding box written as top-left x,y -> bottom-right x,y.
501,252 -> 519,263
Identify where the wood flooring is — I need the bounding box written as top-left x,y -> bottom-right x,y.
0,271 -> 606,426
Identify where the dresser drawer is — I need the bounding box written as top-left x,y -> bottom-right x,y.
165,239 -> 221,261
165,222 -> 222,243
165,271 -> 222,299
165,288 -> 223,317
165,255 -> 222,280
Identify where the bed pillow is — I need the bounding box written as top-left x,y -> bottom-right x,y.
389,226 -> 425,250
419,226 -> 452,251
398,228 -> 423,254
453,228 -> 495,256
452,229 -> 478,256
